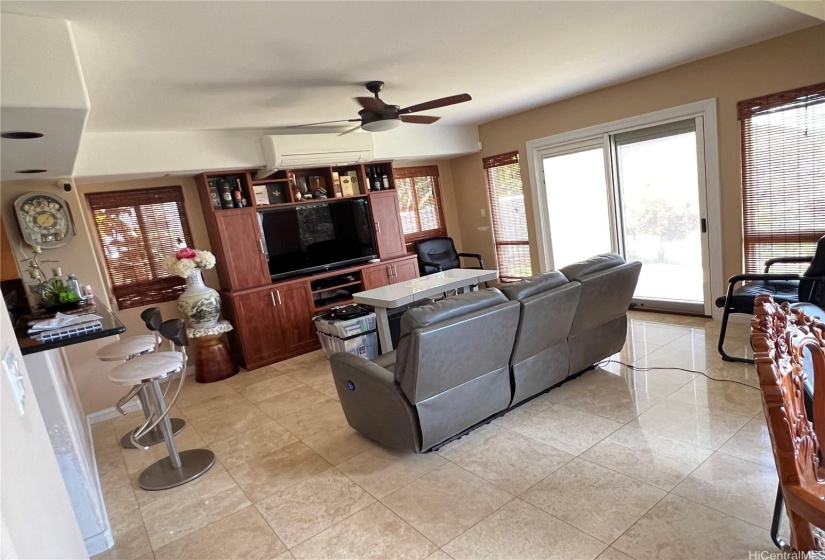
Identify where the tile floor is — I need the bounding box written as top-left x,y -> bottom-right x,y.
91,311 -> 785,560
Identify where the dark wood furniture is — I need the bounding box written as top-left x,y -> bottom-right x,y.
195,161 -> 418,370
188,321 -> 239,384
751,296 -> 824,553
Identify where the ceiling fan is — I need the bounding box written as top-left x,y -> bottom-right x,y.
293,81 -> 472,134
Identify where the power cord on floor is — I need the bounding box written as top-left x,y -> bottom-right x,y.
596,358 -> 761,391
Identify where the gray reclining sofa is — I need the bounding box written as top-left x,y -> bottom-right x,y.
330,252 -> 641,452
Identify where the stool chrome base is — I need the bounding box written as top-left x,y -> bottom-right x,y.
137,449 -> 216,491
120,418 -> 186,449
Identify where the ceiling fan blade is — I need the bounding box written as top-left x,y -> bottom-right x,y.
338,125 -> 363,136
400,115 -> 441,124
399,93 -> 472,114
287,119 -> 359,128
354,96 -> 385,112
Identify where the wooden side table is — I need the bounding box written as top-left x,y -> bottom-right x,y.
187,320 -> 239,383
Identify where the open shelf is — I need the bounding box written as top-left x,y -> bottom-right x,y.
310,280 -> 361,295
255,194 -> 368,211
314,299 -> 355,313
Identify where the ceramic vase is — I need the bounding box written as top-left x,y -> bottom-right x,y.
177,268 -> 220,328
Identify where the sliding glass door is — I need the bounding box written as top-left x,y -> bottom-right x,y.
543,144 -> 613,268
539,117 -> 711,315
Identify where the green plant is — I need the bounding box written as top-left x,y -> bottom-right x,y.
42,278 -> 80,306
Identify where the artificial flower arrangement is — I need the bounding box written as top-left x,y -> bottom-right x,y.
163,241 -> 216,278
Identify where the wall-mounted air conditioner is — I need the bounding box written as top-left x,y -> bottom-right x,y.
257,133 -> 374,179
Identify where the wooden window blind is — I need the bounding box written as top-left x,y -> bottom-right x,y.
86,186 -> 193,310
739,82 -> 825,273
393,166 -> 447,243
483,151 -> 533,281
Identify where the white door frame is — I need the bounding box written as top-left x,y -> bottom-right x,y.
525,98 -> 723,318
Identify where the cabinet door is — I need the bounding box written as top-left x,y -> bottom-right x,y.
215,210 -> 270,290
233,289 -> 287,364
275,282 -> 317,351
391,258 -> 419,284
362,264 -> 392,290
369,191 -> 407,260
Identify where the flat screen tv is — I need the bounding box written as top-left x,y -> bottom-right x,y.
258,198 -> 377,280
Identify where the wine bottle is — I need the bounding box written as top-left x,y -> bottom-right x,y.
372,166 -> 382,191
232,188 -> 244,208
366,167 -> 373,191
381,171 -> 390,190
218,180 -> 234,209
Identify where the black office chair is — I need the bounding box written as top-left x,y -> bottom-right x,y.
415,236 -> 484,276
715,235 -> 825,363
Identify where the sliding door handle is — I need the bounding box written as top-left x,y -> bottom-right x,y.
700,218 -> 707,233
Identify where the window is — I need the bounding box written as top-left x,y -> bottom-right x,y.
393,166 -> 447,243
739,82 -> 825,273
483,151 -> 533,281
87,186 -> 194,310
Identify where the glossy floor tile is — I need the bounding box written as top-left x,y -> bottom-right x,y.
91,312 -> 784,560
442,498 -> 605,560
521,458 -> 666,544
382,462 -> 512,546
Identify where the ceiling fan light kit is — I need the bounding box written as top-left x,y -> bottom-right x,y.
292,81 -> 472,135
361,119 -> 402,132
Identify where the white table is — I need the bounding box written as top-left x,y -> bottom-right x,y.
353,268 -> 499,354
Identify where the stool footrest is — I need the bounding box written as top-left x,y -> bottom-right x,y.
137,449 -> 216,491
120,418 -> 186,449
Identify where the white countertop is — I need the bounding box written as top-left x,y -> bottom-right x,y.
353,269 -> 499,308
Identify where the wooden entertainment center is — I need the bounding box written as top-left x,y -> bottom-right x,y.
194,161 -> 419,370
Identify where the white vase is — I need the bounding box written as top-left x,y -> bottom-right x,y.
177,269 -> 220,328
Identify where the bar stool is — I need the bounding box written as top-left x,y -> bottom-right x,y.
97,308 -> 185,449
108,319 -> 215,490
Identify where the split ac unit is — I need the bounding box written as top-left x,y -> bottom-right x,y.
258,133 -> 374,178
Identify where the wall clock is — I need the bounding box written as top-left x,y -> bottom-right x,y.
14,192 -> 76,248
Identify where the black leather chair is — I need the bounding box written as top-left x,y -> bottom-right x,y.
415,236 -> 484,276
715,235 -> 825,363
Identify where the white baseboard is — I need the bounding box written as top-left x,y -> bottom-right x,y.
84,525 -> 114,556
88,399 -> 142,424
86,364 -> 195,424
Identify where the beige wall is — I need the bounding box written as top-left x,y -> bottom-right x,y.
0,175 -> 211,413
393,159 -> 463,250
1,304 -> 88,560
449,24 -> 825,286
77,176 -> 216,341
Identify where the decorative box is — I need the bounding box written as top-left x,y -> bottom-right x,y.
267,184 -> 286,204
340,176 -> 354,197
253,185 -> 270,205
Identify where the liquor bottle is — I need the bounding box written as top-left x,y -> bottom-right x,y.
234,178 -> 245,207
218,180 -> 234,209
208,180 -> 221,209
381,171 -> 390,190
372,166 -> 382,191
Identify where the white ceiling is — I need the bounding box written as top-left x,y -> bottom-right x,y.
1,1 -> 820,134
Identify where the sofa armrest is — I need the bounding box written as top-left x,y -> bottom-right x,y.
329,353 -> 421,452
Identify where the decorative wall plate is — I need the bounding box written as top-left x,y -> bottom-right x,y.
14,192 -> 75,248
